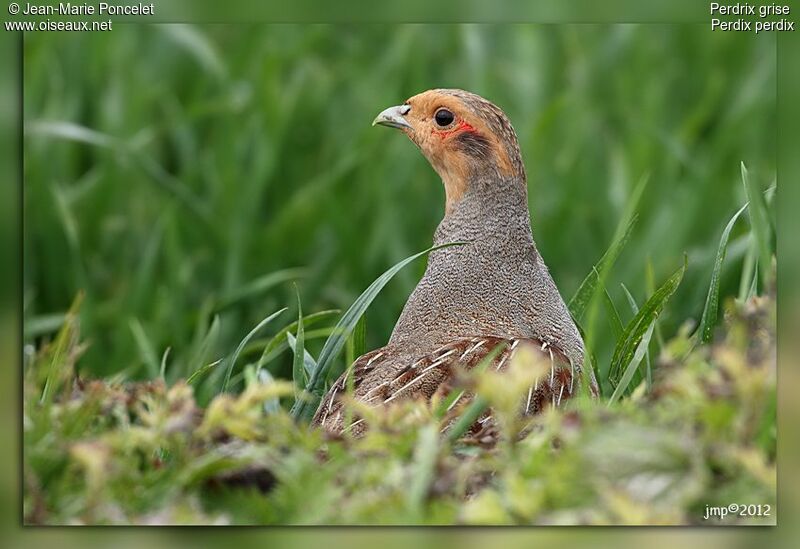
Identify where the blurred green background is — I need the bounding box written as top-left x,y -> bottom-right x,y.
23,24 -> 776,400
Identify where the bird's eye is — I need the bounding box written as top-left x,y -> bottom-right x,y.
434,108 -> 455,127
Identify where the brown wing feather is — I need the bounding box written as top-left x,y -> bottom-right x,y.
311,346 -> 390,429
311,336 -> 598,436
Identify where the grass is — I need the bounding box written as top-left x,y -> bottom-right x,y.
23,288 -> 776,524
22,24 -> 777,524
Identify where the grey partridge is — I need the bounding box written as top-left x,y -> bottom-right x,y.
312,89 -> 598,435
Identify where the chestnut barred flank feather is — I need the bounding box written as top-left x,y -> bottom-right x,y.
312,336 -> 598,437
314,89 -> 597,438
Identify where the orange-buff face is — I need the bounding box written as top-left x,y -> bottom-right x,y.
372,89 -> 524,213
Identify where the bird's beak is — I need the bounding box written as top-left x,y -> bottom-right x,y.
372,104 -> 413,131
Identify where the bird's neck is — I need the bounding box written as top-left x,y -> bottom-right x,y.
433,174 -> 533,248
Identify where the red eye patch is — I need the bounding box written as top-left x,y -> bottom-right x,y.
433,120 -> 477,139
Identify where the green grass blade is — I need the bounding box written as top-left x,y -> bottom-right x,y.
129,318 -> 160,379
257,368 -> 281,415
253,328 -> 333,374
24,312 -> 67,339
242,364 -> 258,387
187,359 -> 222,385
286,332 -> 318,376
583,351 -> 602,399
620,282 -> 638,314
568,214 -> 638,321
40,294 -> 83,405
213,268 -> 306,312
747,259 -> 759,300
699,202 -> 748,343
765,183 -> 777,234
159,347 -> 171,381
189,313 -> 221,377
741,163 -> 773,288
221,308 -> 287,393
738,235 -> 756,303
26,119 -> 119,149
291,242 -> 464,422
291,286 -> 306,395
620,282 -> 652,390
578,174 -> 648,362
407,424 -> 439,517
247,310 -> 341,361
602,286 -> 624,341
446,397 -> 488,444
157,25 -> 226,79
608,258 -> 686,389
608,321 -> 656,405
347,315 -> 367,367
645,257 -> 666,348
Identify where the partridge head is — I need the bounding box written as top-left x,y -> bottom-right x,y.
373,89 -> 525,214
